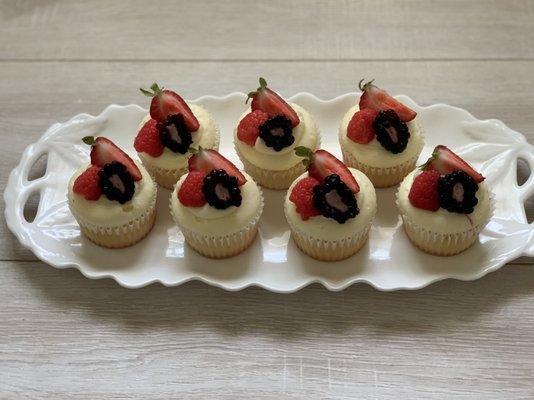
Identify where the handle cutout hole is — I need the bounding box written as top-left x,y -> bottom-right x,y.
23,191 -> 41,223
27,153 -> 48,181
524,192 -> 534,224
517,157 -> 531,187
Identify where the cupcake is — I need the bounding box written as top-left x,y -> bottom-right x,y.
234,78 -> 320,190
339,79 -> 424,188
170,147 -> 263,258
397,145 -> 492,256
68,136 -> 157,248
284,147 -> 377,261
134,83 -> 219,189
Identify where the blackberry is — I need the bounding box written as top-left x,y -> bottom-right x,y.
372,109 -> 410,154
258,115 -> 294,151
98,161 -> 135,204
202,169 -> 242,210
157,113 -> 192,154
438,170 -> 479,214
313,174 -> 359,224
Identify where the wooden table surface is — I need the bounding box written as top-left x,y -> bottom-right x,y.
1,1 -> 534,398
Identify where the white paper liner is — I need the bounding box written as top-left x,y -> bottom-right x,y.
169,184 -> 264,258
396,190 -> 495,256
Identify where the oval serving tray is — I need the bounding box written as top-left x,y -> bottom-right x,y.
4,93 -> 534,292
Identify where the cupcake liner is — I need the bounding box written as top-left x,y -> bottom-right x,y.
70,186 -> 158,249
396,191 -> 495,256
170,184 -> 264,259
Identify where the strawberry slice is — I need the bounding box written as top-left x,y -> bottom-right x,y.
358,79 -> 417,122
82,136 -> 142,181
188,147 -> 247,186
422,145 -> 485,183
295,147 -> 359,193
140,83 -> 200,132
247,77 -> 300,128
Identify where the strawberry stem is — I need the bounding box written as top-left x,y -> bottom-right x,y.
246,77 -> 268,104
358,78 -> 375,92
82,136 -> 95,146
140,82 -> 163,97
294,146 -> 314,168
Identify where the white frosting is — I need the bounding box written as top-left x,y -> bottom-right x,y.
285,169 -> 377,241
137,104 -> 218,170
234,103 -> 319,171
397,169 -> 491,234
339,105 -> 424,168
68,162 -> 156,227
171,171 -> 262,236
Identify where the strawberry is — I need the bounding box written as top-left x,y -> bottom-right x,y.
73,165 -> 102,201
178,171 -> 207,207
82,136 -> 142,181
140,83 -> 200,132
134,118 -> 164,157
295,147 -> 360,194
358,79 -> 417,122
246,77 -> 300,128
408,170 -> 441,211
289,176 -> 321,220
346,108 -> 378,144
188,147 -> 246,186
236,110 -> 270,146
422,145 -> 485,183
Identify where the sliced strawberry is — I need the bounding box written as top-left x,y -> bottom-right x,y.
408,170 -> 441,211
178,171 -> 207,207
188,148 -> 246,186
236,110 -> 270,146
140,83 -> 200,132
358,79 -> 417,122
422,145 -> 485,183
295,147 -> 359,194
289,176 -> 321,220
73,165 -> 102,201
346,108 -> 378,144
134,118 -> 164,157
247,77 -> 300,128
83,136 -> 142,181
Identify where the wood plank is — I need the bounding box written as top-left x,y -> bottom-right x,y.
1,260 -> 534,398
1,0 -> 534,61
1,60 -> 533,261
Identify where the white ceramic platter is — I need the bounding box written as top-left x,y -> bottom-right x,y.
5,93 -> 534,292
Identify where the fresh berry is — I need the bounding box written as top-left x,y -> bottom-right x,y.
178,171 -> 207,207
313,174 -> 359,224
83,136 -> 142,181
289,176 -> 321,220
98,161 -> 136,204
347,108 -> 378,144
134,119 -> 164,157
247,77 -> 300,127
295,147 -> 360,194
157,114 -> 192,154
372,109 -> 410,154
438,171 -> 479,214
140,83 -> 199,132
188,148 -> 246,186
358,79 -> 417,122
202,169 -> 242,210
73,166 -> 102,201
259,115 -> 294,151
237,110 -> 270,146
408,170 -> 441,211
422,145 -> 485,183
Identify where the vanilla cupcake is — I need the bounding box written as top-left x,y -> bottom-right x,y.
339,80 -> 424,188
397,145 -> 492,256
134,83 -> 219,189
284,148 -> 377,261
234,78 -> 319,190
170,148 -> 263,258
68,136 -> 157,248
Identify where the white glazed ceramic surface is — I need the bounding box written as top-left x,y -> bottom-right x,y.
4,93 -> 534,291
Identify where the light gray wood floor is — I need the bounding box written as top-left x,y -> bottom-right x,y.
1,1 -> 533,398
